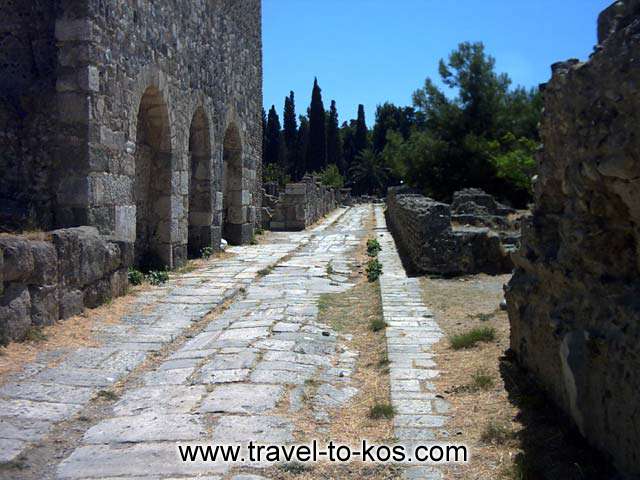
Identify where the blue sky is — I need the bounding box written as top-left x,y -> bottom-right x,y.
263,0 -> 612,124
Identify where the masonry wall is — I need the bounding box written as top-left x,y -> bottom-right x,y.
506,2 -> 640,474
0,227 -> 129,345
0,0 -> 60,230
269,177 -> 342,231
386,188 -> 511,276
0,0 -> 263,268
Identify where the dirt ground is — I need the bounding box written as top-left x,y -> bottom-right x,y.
421,273 -> 617,480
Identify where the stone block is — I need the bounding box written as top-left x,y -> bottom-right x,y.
59,288 -> 84,319
115,205 -> 136,242
29,241 -> 58,285
0,238 -> 34,283
0,284 -> 31,345
227,205 -> 247,224
29,285 -> 59,326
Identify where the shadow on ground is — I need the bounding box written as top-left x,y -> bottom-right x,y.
500,352 -> 621,480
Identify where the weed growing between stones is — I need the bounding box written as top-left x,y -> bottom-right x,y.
366,258 -> 383,282
95,389 -> 119,401
257,264 -> 275,277
368,402 -> 395,419
277,462 -> 313,474
366,238 -> 382,257
127,267 -> 144,286
200,246 -> 214,259
146,269 -> 169,286
326,261 -> 334,275
369,317 -> 387,332
449,326 -> 496,350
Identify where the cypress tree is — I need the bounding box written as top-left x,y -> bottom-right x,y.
283,91 -> 298,178
296,115 -> 310,180
261,108 -> 268,165
354,104 -> 369,155
326,100 -> 342,172
341,120 -> 357,177
306,78 -> 326,172
265,105 -> 283,168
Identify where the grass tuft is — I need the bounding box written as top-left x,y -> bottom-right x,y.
95,389 -> 119,401
278,462 -> 313,474
480,420 -> 515,445
470,368 -> 495,391
23,326 -> 47,343
450,326 -> 496,350
369,402 -> 396,419
369,318 -> 387,332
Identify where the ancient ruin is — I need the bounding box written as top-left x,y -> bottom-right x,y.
386,187 -> 514,276
0,0 -> 263,266
506,2 -> 640,474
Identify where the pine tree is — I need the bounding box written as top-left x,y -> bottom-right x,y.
306,78 -> 327,172
326,100 -> 342,173
354,104 -> 369,155
265,105 -> 283,168
296,115 -> 310,180
283,91 -> 298,178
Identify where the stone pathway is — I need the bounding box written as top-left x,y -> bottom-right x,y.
0,205 -> 371,479
1,205 -> 450,479
375,205 -> 448,480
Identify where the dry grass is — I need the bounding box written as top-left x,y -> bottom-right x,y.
421,274 -> 617,480
0,285 -> 146,381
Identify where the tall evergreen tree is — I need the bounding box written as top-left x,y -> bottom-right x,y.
261,108 -> 267,164
283,91 -> 298,177
296,115 -> 310,180
341,120 -> 358,177
306,78 -> 327,172
326,100 -> 342,172
265,105 -> 283,168
354,104 -> 369,155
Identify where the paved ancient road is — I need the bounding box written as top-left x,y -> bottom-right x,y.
0,205 -> 446,480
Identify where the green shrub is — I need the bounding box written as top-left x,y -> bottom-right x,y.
146,269 -> 169,286
127,267 -> 144,286
367,238 -> 382,257
370,318 -> 387,332
450,327 -> 496,350
369,402 -> 396,419
366,258 -> 383,282
480,420 -> 515,445
318,163 -> 344,189
200,246 -> 214,259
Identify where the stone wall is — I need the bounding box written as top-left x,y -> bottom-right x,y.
268,176 -> 348,231
0,228 -> 129,345
0,0 -> 263,268
386,188 -> 512,276
506,2 -> 640,474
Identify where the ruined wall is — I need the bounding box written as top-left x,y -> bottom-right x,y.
506,2 -> 640,474
0,227 -> 129,345
0,0 -> 60,230
269,177 -> 343,231
386,188 -> 512,276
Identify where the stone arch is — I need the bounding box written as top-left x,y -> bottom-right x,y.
187,107 -> 213,257
222,123 -> 250,244
134,86 -> 172,269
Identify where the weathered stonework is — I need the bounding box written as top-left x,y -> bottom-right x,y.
0,227 -> 128,345
506,2 -> 640,474
1,0 -> 263,268
386,187 -> 512,276
268,176 -> 349,231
